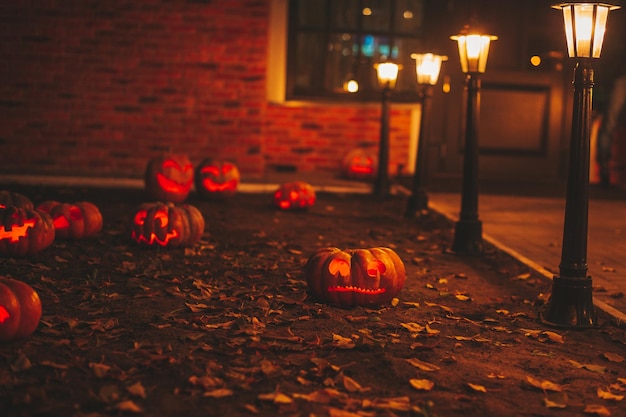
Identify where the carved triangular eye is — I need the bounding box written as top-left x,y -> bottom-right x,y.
367,260 -> 386,277
154,210 -> 169,227
134,210 -> 147,225
328,259 -> 350,277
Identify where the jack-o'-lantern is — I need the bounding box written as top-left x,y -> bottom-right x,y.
37,200 -> 103,240
0,277 -> 42,342
0,207 -> 55,257
144,154 -> 194,203
342,148 -> 378,180
0,190 -> 34,210
130,202 -> 204,248
273,181 -> 316,210
195,159 -> 240,199
304,247 -> 406,307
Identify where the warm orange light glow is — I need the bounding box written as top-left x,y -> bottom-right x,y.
0,218 -> 36,243
530,55 -> 542,66
0,306 -> 9,323
344,79 -> 359,93
553,2 -> 619,58
451,30 -> 497,74
375,62 -> 400,88
412,53 -> 447,85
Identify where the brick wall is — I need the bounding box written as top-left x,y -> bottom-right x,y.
0,0 -> 412,180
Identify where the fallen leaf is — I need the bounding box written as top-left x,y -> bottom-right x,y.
526,375 -> 563,392
467,383 -> 486,392
203,388 -> 234,398
90,362 -> 111,378
583,404 -> 611,416
127,381 -> 147,399
400,322 -> 425,333
542,331 -> 565,343
603,352 -> 624,363
406,358 -> 440,372
569,360 -> 607,374
597,387 -> 624,401
258,392 -> 293,404
409,379 -> 434,391
114,400 -> 143,413
342,374 -> 368,393
544,392 -> 568,408
328,407 -> 362,417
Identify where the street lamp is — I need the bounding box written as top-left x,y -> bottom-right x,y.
373,62 -> 400,198
405,53 -> 447,216
542,1 -> 620,328
450,26 -> 497,255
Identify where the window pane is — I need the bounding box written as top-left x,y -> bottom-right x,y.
326,33 -> 359,93
297,0 -> 327,28
362,0 -> 391,32
331,0 -> 359,31
293,33 -> 325,92
394,0 -> 423,35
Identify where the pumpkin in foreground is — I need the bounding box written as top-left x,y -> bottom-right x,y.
37,200 -> 103,240
144,154 -> 194,203
273,181 -> 316,210
304,247 -> 406,307
0,207 -> 55,257
0,277 -> 42,342
130,202 -> 204,248
195,159 -> 240,199
0,190 -> 34,210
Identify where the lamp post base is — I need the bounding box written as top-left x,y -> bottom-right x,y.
541,275 -> 597,329
404,189 -> 428,217
452,219 -> 483,255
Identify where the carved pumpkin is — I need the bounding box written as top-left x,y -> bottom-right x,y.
304,247 -> 406,307
144,154 -> 194,203
342,148 -> 378,180
273,181 -> 316,210
195,159 -> 240,199
130,202 -> 204,248
0,277 -> 42,342
36,201 -> 103,240
0,207 -> 55,257
0,190 -> 34,210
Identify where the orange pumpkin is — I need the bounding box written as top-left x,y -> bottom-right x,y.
0,207 -> 55,257
0,190 -> 34,210
144,154 -> 194,203
342,148 -> 378,180
273,181 -> 316,210
195,159 -> 240,199
37,200 -> 103,240
304,247 -> 406,307
0,277 -> 42,342
130,202 -> 204,248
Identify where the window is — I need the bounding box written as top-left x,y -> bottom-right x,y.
286,0 -> 426,102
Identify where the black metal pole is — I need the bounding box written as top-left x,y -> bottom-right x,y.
374,86 -> 392,198
405,86 -> 432,216
542,60 -> 597,328
452,73 -> 483,255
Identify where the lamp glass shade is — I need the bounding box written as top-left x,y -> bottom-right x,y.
554,2 -> 620,58
450,33 -> 497,74
413,53 -> 447,85
375,62 -> 400,88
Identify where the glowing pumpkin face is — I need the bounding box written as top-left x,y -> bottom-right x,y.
342,148 -> 378,180
0,207 -> 55,257
304,247 -> 406,307
130,202 -> 204,248
36,201 -> 103,240
273,181 -> 316,210
0,277 -> 42,342
144,154 -> 194,203
195,159 -> 240,199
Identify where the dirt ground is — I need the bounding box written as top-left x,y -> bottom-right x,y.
1,184 -> 625,417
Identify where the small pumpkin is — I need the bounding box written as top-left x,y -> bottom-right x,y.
0,207 -> 55,257
342,148 -> 378,180
144,154 -> 194,203
273,181 -> 316,210
37,200 -> 103,240
304,247 -> 406,307
195,159 -> 240,199
0,277 -> 42,342
0,190 -> 34,210
130,202 -> 204,248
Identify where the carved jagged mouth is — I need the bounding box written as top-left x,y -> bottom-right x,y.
327,286 -> 386,295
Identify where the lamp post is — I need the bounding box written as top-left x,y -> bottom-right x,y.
450,27 -> 497,255
405,53 -> 447,216
542,1 -> 620,328
373,62 -> 400,198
